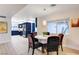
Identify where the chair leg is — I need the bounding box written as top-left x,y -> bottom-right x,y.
57,51 -> 58,55
32,49 -> 34,55
42,45 -> 45,53
61,44 -> 63,51
28,46 -> 30,53
57,48 -> 59,55
47,52 -> 49,55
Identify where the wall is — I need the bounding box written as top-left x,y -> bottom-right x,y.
37,17 -> 47,35
37,7 -> 79,50
0,17 -> 11,44
67,18 -> 79,50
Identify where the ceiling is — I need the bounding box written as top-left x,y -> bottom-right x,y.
14,4 -> 79,19
0,4 -> 26,18
14,4 -> 57,18
0,4 -> 79,19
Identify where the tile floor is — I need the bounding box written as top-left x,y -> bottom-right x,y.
0,35 -> 79,55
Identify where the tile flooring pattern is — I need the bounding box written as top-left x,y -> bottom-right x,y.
0,36 -> 79,55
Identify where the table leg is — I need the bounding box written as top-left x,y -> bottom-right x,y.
42,44 -> 47,53
42,44 -> 45,53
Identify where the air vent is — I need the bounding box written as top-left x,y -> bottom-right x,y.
50,4 -> 56,7
0,16 -> 6,18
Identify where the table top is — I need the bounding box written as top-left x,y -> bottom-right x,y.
35,35 -> 59,44
35,35 -> 48,40
35,35 -> 58,39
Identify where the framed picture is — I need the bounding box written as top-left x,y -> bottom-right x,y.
0,21 -> 7,33
71,18 -> 79,27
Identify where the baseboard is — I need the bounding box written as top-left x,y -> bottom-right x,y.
64,44 -> 79,50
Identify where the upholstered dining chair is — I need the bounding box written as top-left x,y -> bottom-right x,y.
31,32 -> 38,42
28,34 -> 43,55
58,33 -> 64,51
46,36 -> 60,55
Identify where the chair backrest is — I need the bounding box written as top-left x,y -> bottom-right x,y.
32,32 -> 37,36
47,36 -> 60,52
30,32 -> 37,38
28,34 -> 33,47
58,33 -> 64,43
28,33 -> 37,48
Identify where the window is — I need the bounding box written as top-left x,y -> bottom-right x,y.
47,22 -> 56,34
47,18 -> 69,35
12,25 -> 19,31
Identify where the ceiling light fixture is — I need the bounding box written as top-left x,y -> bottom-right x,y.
43,20 -> 47,26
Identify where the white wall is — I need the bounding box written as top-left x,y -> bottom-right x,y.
37,17 -> 47,35
66,18 -> 79,50
0,17 -> 11,44
37,7 -> 79,50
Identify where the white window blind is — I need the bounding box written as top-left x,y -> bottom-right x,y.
47,18 -> 69,35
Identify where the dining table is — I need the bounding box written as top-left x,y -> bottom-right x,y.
35,35 -> 49,44
35,34 -> 59,53
35,34 -> 59,44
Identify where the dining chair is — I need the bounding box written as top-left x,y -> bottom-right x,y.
28,34 -> 43,55
46,36 -> 60,55
58,33 -> 64,51
31,32 -> 38,42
